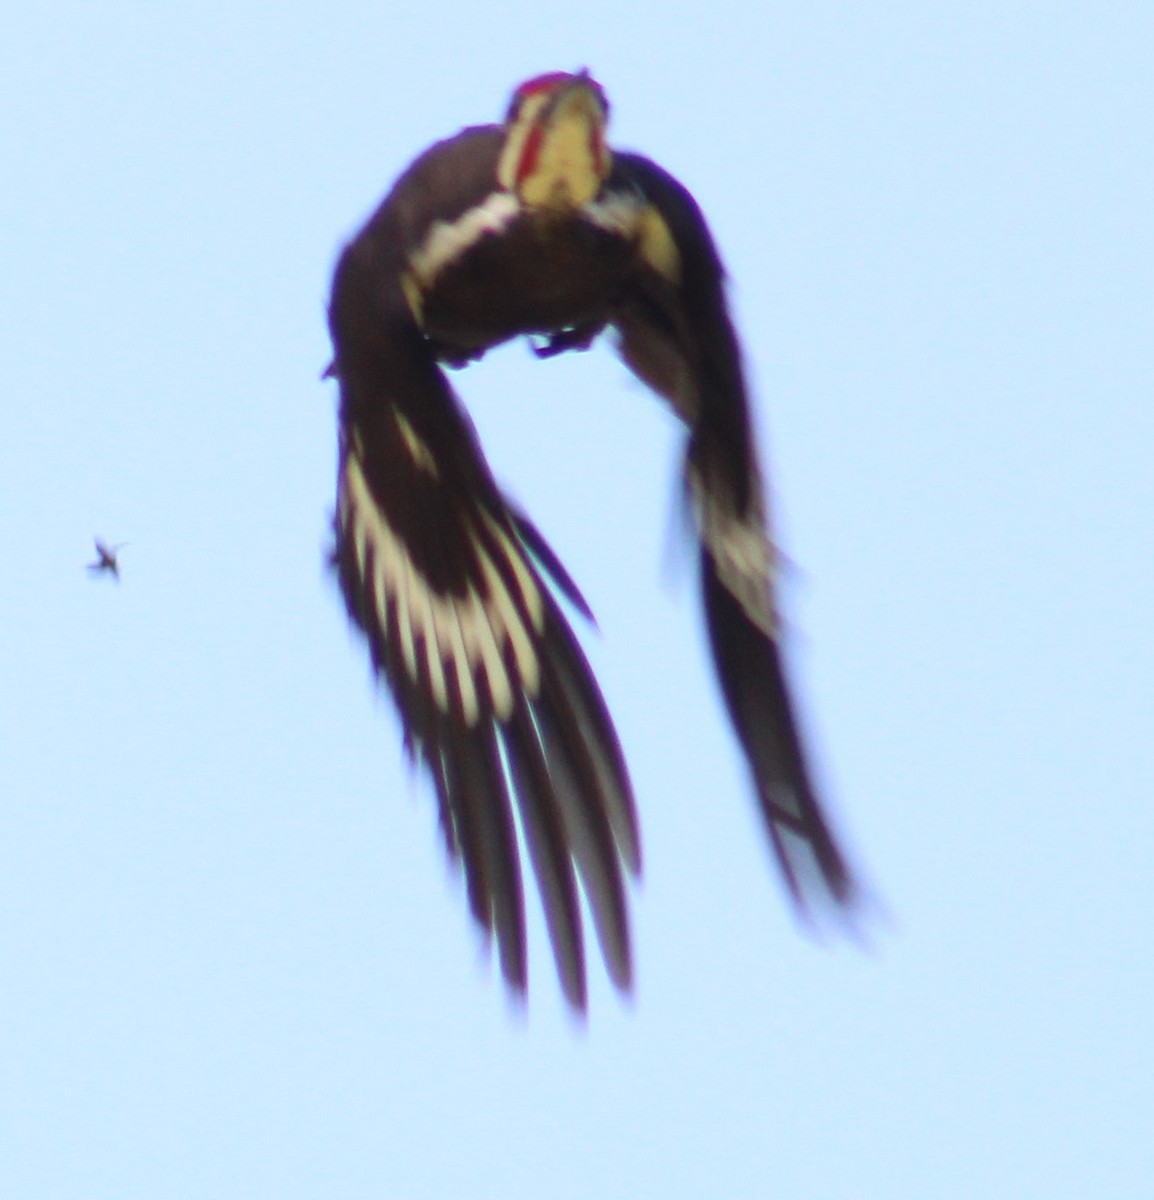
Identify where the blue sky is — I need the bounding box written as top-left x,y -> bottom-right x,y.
3,1 -> 1153,1196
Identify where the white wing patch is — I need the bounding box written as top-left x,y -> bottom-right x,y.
406,192 -> 521,294
393,411 -> 439,477
402,188 -> 676,331
582,194 -> 641,235
583,193 -> 681,282
342,452 -> 544,725
688,465 -> 780,638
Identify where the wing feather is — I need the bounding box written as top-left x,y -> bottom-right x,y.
503,704 -> 587,1010
529,678 -> 632,989
329,244 -> 638,1006
610,152 -> 860,921
442,713 -> 527,990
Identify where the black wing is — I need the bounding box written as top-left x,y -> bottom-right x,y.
609,151 -> 858,918
329,243 -> 639,1011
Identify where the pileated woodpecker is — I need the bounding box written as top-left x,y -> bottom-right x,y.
328,71 -> 858,1011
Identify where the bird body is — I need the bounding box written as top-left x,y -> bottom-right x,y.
328,72 -> 858,1010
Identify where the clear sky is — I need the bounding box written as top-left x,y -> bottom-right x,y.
3,2 -> 1152,1196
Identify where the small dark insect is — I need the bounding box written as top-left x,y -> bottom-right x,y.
87,538 -> 126,580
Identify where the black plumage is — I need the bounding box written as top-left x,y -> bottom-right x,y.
327,71 -> 858,1010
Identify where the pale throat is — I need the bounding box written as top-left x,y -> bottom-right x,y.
497,95 -> 610,210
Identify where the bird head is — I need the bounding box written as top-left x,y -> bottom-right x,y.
497,70 -> 611,211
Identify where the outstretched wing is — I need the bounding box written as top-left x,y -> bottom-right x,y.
609,151 -> 858,919
329,246 -> 639,1010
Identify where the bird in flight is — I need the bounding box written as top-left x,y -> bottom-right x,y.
327,70 -> 859,1010
87,538 -> 126,580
